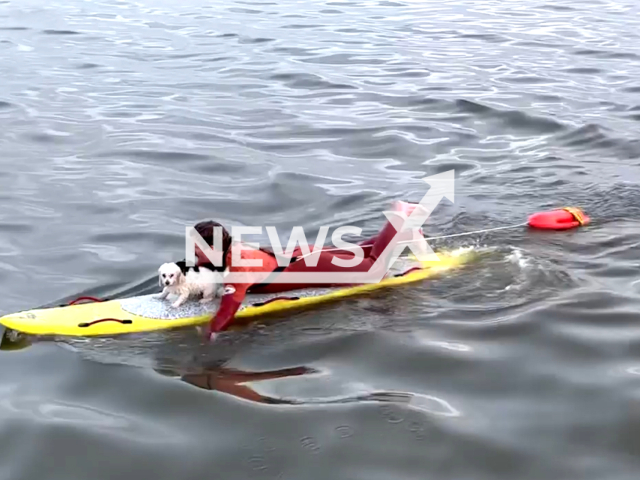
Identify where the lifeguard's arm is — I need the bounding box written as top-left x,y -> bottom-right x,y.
209,283 -> 249,333
207,245 -> 277,336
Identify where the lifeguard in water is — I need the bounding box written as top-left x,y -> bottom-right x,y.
193,200 -> 428,340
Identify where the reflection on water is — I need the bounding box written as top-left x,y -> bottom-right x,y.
180,365 -> 316,404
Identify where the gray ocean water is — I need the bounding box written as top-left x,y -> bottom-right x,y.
2,0 -> 640,478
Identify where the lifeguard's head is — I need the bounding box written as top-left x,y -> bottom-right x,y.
193,220 -> 232,268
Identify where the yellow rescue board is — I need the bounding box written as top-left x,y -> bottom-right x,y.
0,250 -> 473,337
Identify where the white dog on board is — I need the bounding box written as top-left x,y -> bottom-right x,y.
156,260 -> 223,308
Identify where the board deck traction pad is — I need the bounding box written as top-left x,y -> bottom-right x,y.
0,250 -> 473,337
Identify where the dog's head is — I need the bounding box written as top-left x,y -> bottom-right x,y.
158,262 -> 184,288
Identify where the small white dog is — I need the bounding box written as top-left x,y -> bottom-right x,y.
156,261 -> 222,308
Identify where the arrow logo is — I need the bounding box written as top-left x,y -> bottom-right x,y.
361,169 -> 455,283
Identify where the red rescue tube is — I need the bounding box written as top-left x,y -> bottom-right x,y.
528,207 -> 590,230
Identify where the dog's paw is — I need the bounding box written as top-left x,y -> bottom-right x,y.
199,297 -> 214,304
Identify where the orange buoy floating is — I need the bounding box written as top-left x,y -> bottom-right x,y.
528,207 -> 590,230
